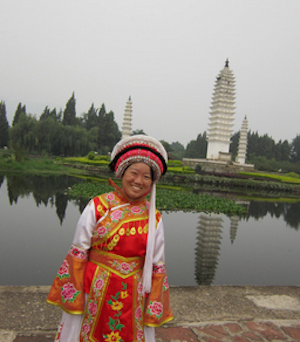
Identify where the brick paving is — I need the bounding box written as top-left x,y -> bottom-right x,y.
6,322 -> 300,342
1,286 -> 300,342
156,321 -> 300,342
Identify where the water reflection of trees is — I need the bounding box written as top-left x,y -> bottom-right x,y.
2,174 -> 300,229
2,174 -> 89,224
246,201 -> 300,230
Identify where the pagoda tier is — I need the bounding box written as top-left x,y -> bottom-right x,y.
236,116 -> 248,164
195,213 -> 223,285
230,216 -> 239,244
121,96 -> 133,139
206,59 -> 236,159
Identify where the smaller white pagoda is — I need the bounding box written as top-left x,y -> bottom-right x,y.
121,96 -> 133,139
235,116 -> 248,164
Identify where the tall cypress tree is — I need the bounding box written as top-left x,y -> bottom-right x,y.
0,101 -> 9,148
12,102 -> 26,127
62,92 -> 76,125
82,103 -> 97,131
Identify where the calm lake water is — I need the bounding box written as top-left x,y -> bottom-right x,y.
1,174 -> 300,287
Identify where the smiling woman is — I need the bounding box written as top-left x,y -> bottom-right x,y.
47,135 -> 173,342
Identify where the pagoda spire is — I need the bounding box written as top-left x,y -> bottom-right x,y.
206,60 -> 235,159
235,116 -> 249,164
121,96 -> 133,139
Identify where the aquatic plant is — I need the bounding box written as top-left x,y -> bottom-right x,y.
67,183 -> 247,215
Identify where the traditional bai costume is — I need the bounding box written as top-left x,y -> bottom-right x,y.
47,135 -> 174,342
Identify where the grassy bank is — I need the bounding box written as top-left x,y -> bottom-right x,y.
1,154 -> 299,193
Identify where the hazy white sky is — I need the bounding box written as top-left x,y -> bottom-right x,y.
1,0 -> 299,146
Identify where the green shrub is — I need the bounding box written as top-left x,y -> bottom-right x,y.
1,151 -> 11,159
285,172 -> 300,179
167,167 -> 195,174
167,160 -> 182,167
87,151 -> 95,160
195,164 -> 202,174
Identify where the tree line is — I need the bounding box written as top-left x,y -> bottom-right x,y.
0,93 -> 121,158
168,131 -> 300,163
1,94 -> 300,169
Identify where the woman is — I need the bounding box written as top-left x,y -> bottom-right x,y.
47,135 -> 174,342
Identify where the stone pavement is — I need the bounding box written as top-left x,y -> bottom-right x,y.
1,286 -> 300,342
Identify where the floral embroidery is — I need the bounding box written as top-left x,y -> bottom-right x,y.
61,283 -> 80,303
137,329 -> 144,341
106,193 -> 115,202
105,331 -> 122,342
96,225 -> 108,238
121,290 -> 129,299
163,276 -> 169,291
153,263 -> 166,274
101,192 -> 120,207
88,301 -> 98,316
94,278 -> 104,290
137,281 -> 143,295
135,306 -> 142,320
103,283 -> 127,341
111,301 -> 123,311
131,206 -> 141,214
54,322 -> 64,342
57,260 -> 70,279
111,209 -> 124,222
81,271 -> 108,342
135,275 -> 144,341
82,323 -> 90,335
109,260 -> 138,274
147,301 -> 163,319
94,199 -> 149,241
68,245 -> 88,260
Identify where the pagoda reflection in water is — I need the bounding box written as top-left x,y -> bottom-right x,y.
195,213 -> 223,285
195,212 -> 245,285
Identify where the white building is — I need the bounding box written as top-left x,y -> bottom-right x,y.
206,59 -> 235,160
121,96 -> 133,139
236,116 -> 249,164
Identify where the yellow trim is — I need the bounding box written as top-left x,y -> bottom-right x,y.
81,266 -> 99,327
46,299 -> 84,315
90,249 -> 144,261
89,249 -> 144,279
132,274 -> 137,341
90,260 -> 143,279
113,234 -> 120,242
90,269 -> 111,342
143,315 -> 174,327
98,195 -> 109,209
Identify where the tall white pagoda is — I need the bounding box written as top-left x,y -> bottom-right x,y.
121,96 -> 133,139
206,59 -> 235,160
235,116 -> 248,164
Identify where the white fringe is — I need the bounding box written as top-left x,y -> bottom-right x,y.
142,183 -> 156,294
144,326 -> 155,342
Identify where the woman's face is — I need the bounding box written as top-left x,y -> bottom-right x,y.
122,162 -> 152,202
